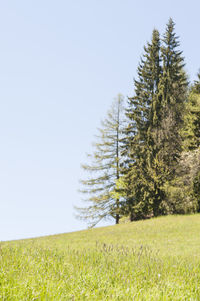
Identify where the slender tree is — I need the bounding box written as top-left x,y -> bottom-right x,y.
121,29 -> 162,220
158,19 -> 188,170
180,72 -> 200,212
76,95 -> 126,227
153,18 -> 188,214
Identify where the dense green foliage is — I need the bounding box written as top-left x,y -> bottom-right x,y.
122,29 -> 162,220
2,215 -> 200,300
78,18 -> 200,225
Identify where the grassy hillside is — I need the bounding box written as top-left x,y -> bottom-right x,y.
1,215 -> 200,300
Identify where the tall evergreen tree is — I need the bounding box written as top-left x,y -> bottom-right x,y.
76,95 -> 125,226
158,18 -> 188,166
180,72 -> 200,212
154,18 -> 188,214
121,29 -> 162,220
121,19 -> 188,219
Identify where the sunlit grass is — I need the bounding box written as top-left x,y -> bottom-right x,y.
1,214 -> 200,300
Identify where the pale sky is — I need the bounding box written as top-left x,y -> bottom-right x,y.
0,0 -> 199,241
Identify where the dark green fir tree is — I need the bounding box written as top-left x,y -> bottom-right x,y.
121,29 -> 162,220
156,18 -> 188,214
158,18 -> 188,172
121,19 -> 188,219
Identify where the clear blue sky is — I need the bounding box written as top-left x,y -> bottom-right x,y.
0,0 -> 199,241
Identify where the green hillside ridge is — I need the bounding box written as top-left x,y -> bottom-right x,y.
1,215 -> 200,300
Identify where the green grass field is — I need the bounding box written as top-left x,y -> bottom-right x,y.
1,214 -> 200,300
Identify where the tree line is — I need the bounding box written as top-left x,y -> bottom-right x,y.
76,18 -> 200,227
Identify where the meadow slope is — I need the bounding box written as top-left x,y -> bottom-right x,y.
1,215 -> 200,300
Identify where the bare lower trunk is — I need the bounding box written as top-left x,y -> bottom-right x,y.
130,211 -> 134,222
116,214 -> 120,224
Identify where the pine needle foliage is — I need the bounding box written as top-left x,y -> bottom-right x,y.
76,95 -> 126,227
121,19 -> 188,219
76,18 -> 200,226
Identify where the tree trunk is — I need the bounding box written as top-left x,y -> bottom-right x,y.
116,214 -> 120,224
130,210 -> 134,222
